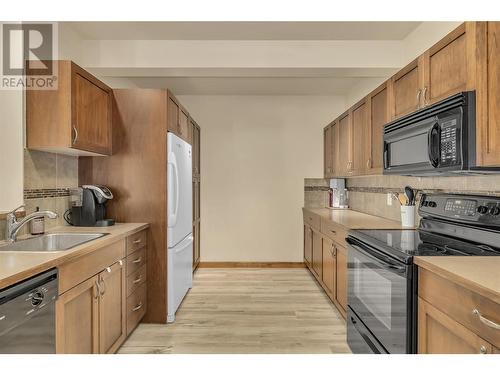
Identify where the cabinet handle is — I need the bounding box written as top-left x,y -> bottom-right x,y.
473,309 -> 500,330
118,260 -> 123,266
132,302 -> 143,312
422,86 -> 428,106
100,278 -> 106,296
106,267 -> 111,273
72,125 -> 78,144
480,346 -> 487,354
330,229 -> 337,235
132,257 -> 142,264
330,243 -> 337,256
416,89 -> 422,108
366,158 -> 372,169
94,280 -> 101,299
133,276 -> 142,284
133,239 -> 142,244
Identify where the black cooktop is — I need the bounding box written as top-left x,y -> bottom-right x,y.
349,227 -> 500,264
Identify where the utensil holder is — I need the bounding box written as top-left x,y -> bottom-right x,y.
400,205 -> 415,228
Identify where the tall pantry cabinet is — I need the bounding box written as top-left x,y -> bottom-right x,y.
79,89 -> 201,324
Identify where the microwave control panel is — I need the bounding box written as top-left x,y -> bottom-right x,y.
439,118 -> 460,166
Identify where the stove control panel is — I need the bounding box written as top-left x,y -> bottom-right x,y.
419,193 -> 500,226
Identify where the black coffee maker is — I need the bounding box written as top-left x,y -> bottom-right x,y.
66,185 -> 115,227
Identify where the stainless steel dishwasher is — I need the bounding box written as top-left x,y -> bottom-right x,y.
0,268 -> 58,353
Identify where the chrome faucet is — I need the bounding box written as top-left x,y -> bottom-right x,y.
5,205 -> 58,242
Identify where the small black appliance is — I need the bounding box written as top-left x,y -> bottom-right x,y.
65,185 -> 115,227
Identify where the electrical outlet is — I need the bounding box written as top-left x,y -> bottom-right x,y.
387,193 -> 393,206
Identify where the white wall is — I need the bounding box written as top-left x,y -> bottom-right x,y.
178,95 -> 344,262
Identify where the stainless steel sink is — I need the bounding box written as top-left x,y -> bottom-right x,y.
0,233 -> 109,252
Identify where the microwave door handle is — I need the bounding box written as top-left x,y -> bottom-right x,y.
427,122 -> 440,168
383,142 -> 389,169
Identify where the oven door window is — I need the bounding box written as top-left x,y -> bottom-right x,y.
348,244 -> 409,354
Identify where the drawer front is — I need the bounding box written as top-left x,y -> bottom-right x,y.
126,247 -> 147,276
419,268 -> 500,347
126,230 -> 147,256
303,210 -> 320,230
320,218 -> 347,247
127,283 -> 147,335
127,264 -> 147,297
59,239 -> 126,294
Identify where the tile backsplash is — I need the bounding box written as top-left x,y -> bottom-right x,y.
304,178 -> 329,208
0,150 -> 78,241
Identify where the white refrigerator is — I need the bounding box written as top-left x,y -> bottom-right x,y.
167,132 -> 193,323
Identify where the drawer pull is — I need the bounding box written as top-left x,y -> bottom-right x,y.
133,239 -> 142,244
480,345 -> 487,354
132,257 -> 142,264
330,230 -> 337,235
473,309 -> 500,330
133,276 -> 143,284
118,260 -> 123,266
106,267 -> 111,273
132,302 -> 143,312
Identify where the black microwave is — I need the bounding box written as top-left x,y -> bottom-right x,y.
383,91 -> 499,176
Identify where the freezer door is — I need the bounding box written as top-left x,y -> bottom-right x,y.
167,234 -> 193,322
167,132 -> 193,248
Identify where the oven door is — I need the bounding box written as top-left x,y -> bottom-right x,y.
347,238 -> 413,354
383,117 -> 438,175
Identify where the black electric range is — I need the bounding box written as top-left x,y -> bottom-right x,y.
345,193 -> 500,354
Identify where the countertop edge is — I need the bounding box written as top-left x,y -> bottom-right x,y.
0,223 -> 149,290
414,257 -> 500,304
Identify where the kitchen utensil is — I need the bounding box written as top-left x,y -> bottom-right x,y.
405,186 -> 415,205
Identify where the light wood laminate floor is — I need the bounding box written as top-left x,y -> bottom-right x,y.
119,268 -> 350,354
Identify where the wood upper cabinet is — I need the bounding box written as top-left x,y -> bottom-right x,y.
304,225 -> 313,265
418,297 -> 494,354
167,91 -> 192,143
323,125 -> 333,178
26,60 -> 112,156
477,21 -> 500,166
98,261 -> 126,354
56,276 -> 99,354
422,23 -> 477,106
338,111 -> 352,176
312,230 -> 323,279
192,118 -> 201,176
351,99 -> 368,175
335,244 -> 348,313
366,83 -> 389,174
321,237 -> 336,297
389,57 -> 424,120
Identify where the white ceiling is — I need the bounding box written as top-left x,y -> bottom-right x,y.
68,21 -> 421,41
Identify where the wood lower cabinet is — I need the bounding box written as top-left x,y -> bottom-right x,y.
335,244 -> 348,313
56,276 -> 99,354
26,60 -> 112,156
418,267 -> 500,354
321,237 -> 336,297
418,297 -> 494,354
304,225 -> 313,266
312,230 -> 323,279
98,261 -> 126,354
56,231 -> 148,354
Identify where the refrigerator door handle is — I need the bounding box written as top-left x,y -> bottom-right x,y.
168,152 -> 180,227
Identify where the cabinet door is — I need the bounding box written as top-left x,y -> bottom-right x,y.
179,108 -> 190,142
322,237 -> 336,297
56,275 -> 99,354
336,244 -> 348,312
99,260 -> 126,354
422,23 -> 470,106
478,22 -> 500,166
351,100 -> 367,175
312,230 -> 323,279
389,58 -> 424,119
192,120 -> 201,175
303,225 -> 313,265
418,297 -> 494,354
367,83 -> 389,174
193,177 -> 200,221
167,95 -> 179,134
331,121 -> 339,177
72,65 -> 112,155
338,112 -> 352,176
324,125 -> 333,178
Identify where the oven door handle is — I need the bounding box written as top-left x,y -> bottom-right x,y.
427,121 -> 440,168
346,237 -> 407,274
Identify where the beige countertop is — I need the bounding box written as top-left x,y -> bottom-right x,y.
0,223 -> 148,290
304,207 -> 409,230
414,256 -> 500,304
